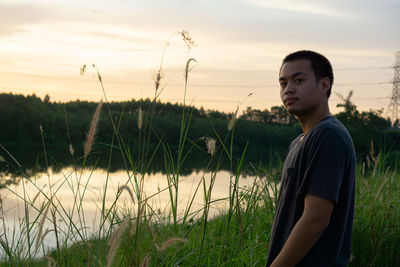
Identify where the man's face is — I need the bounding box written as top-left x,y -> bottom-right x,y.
279,59 -> 329,117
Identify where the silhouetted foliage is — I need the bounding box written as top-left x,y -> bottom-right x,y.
1,93 -> 399,176
334,91 -> 399,165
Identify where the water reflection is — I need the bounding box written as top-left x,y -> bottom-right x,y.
0,144 -> 273,188
0,166 -> 270,258
0,141 -> 281,257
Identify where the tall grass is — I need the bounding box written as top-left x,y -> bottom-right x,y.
349,146 -> 400,267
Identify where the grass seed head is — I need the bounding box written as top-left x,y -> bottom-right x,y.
200,137 -> 217,156
366,154 -> 371,168
139,255 -> 151,267
160,237 -> 188,251
138,107 -> 143,130
179,30 -> 197,51
69,144 -> 75,157
227,93 -> 252,131
362,162 -> 365,176
92,64 -> 102,82
80,64 -> 87,75
153,70 -> 163,92
200,137 -> 216,156
84,99 -> 103,157
107,218 -> 130,267
118,185 -> 135,204
228,109 -> 238,131
35,202 -> 51,252
41,228 -> 52,241
206,138 -> 216,156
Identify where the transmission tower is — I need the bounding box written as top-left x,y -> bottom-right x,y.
387,51 -> 400,124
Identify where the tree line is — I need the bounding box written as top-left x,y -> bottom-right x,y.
0,93 -> 399,172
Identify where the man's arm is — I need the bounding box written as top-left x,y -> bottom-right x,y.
270,194 -> 334,267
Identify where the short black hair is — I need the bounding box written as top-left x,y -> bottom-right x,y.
282,50 -> 334,98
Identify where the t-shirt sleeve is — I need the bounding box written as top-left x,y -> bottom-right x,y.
299,128 -> 346,203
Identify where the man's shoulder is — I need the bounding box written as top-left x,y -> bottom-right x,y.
311,116 -> 353,145
303,116 -> 356,162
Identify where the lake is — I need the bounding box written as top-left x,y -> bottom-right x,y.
0,166 -> 269,258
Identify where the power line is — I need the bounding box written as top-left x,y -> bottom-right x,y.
0,80 -> 392,90
185,66 -> 393,73
335,66 -> 392,71
0,65 -> 394,82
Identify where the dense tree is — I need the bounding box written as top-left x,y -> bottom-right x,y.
334,91 -> 397,164
240,106 -> 297,124
0,93 -> 399,172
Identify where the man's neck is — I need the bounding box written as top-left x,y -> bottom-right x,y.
297,105 -> 331,135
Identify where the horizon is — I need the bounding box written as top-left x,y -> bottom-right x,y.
0,90 -> 389,119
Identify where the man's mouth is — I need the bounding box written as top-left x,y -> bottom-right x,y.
284,97 -> 298,105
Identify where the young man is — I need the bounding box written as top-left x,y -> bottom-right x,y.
266,51 -> 356,266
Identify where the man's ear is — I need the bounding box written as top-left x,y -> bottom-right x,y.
320,77 -> 331,95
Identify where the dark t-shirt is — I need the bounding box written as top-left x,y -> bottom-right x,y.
266,116 -> 356,266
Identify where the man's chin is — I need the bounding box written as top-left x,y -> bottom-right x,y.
286,107 -> 308,118
286,106 -> 298,115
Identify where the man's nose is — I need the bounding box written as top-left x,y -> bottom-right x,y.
283,82 -> 296,95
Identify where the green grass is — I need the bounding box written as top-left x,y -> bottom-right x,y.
350,168 -> 400,267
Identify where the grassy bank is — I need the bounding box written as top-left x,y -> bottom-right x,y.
1,167 -> 399,266
351,168 -> 400,266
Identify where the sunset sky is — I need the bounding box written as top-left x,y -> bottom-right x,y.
1,0 -> 399,114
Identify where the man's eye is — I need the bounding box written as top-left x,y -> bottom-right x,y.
295,79 -> 303,84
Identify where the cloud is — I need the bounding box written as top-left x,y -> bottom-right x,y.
245,0 -> 399,21
244,0 -> 357,17
1,0 -> 398,66
0,3 -> 49,37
